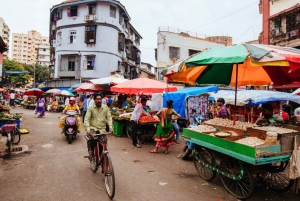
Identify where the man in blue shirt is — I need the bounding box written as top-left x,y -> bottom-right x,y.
82,95 -> 89,123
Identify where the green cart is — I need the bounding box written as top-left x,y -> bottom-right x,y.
183,128 -> 296,200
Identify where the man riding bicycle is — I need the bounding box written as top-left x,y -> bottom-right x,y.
84,94 -> 113,158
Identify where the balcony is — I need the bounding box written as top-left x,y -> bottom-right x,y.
58,71 -> 76,77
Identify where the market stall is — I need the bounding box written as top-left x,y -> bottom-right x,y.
183,122 -> 300,199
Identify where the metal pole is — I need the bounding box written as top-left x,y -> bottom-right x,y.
235,63 -> 238,107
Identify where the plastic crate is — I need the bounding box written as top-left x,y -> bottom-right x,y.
113,121 -> 124,137
0,119 -> 21,129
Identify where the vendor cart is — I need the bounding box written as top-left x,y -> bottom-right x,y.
123,118 -> 158,144
182,125 -> 299,200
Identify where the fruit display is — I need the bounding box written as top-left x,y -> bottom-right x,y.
0,112 -> 22,120
235,137 -> 265,147
2,106 -> 10,110
251,126 -> 297,134
121,113 -> 132,120
139,116 -> 160,123
205,118 -> 255,131
188,125 -> 216,133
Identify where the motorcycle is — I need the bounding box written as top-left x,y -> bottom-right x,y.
63,110 -> 78,144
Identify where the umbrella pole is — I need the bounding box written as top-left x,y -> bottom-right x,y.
234,63 -> 239,125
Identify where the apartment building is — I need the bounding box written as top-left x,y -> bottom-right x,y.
48,0 -> 142,87
156,27 -> 228,80
0,18 -> 10,58
259,0 -> 300,48
11,30 -> 50,66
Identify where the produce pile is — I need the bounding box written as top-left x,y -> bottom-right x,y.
121,114 -> 132,120
235,137 -> 265,147
252,126 -> 297,134
205,118 -> 255,131
2,106 -> 10,110
0,112 -> 22,120
139,116 -> 159,123
188,125 -> 216,133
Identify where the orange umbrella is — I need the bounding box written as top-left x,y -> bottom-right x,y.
110,78 -> 177,94
171,66 -> 207,85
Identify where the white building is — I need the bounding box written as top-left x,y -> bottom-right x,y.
0,18 -> 10,58
156,27 -> 230,80
48,0 -> 142,87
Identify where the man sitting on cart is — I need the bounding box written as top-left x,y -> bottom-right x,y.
256,103 -> 283,126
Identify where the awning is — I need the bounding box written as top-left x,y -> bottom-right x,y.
2,71 -> 28,75
273,83 -> 300,89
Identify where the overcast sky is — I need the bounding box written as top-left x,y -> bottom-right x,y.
0,0 -> 261,66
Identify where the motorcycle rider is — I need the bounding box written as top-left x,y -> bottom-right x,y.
59,97 -> 82,134
84,94 -> 113,158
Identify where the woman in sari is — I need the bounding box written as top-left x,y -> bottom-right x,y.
150,100 -> 181,154
34,95 -> 46,118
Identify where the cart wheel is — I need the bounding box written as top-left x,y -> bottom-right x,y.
137,129 -> 145,144
125,122 -> 132,139
193,146 -> 216,181
182,143 -> 192,160
258,162 -> 294,192
219,157 -> 255,200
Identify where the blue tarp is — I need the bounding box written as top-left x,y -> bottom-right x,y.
58,87 -> 75,93
210,90 -> 300,106
163,86 -> 218,118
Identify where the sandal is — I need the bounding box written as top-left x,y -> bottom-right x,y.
149,150 -> 158,153
164,150 -> 168,154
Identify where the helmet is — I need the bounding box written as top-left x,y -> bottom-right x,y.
70,97 -> 75,101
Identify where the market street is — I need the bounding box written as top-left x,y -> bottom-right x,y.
0,107 -> 299,201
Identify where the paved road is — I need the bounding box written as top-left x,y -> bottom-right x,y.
0,107 -> 299,201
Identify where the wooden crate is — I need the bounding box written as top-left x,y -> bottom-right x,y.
247,128 -> 267,140
203,122 -> 245,136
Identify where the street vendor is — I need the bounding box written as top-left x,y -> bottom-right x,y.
59,97 -> 82,133
256,103 -> 283,126
216,98 -> 229,118
130,98 -> 151,148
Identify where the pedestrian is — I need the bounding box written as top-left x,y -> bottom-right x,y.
216,98 -> 229,118
34,95 -> 46,118
102,96 -> 107,105
150,100 -> 180,154
64,96 -> 69,106
84,94 -> 113,158
130,98 -> 151,148
88,94 -> 94,107
82,95 -> 89,122
75,94 -> 80,104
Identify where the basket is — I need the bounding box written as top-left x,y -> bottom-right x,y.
113,121 -> 124,137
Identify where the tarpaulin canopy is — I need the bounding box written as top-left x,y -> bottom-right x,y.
163,86 -> 218,118
161,58 -> 186,75
75,83 -> 103,92
210,90 -> 300,106
110,78 -> 177,94
171,66 -> 206,85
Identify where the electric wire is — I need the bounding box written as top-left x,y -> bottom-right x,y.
164,0 -> 179,28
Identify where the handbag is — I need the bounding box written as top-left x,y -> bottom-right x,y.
284,135 -> 300,179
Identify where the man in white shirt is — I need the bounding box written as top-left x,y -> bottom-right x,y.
130,98 -> 151,148
102,97 -> 107,105
294,107 -> 300,116
10,91 -> 16,106
88,95 -> 94,107
64,97 -> 69,106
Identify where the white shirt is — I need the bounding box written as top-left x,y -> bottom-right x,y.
102,98 -> 107,105
130,103 -> 150,121
10,93 -> 15,99
64,97 -> 69,106
294,107 -> 300,116
88,99 -> 95,107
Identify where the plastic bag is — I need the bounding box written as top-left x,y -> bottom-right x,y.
284,136 -> 300,179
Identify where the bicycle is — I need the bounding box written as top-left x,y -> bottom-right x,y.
0,119 -> 21,155
84,131 -> 115,199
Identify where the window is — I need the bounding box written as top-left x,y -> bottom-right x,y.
135,35 -> 140,45
14,40 -> 17,43
68,56 -> 75,71
14,45 -> 17,47
189,49 -> 200,56
169,47 -> 180,59
86,56 -> 95,70
24,41 -> 27,44
118,33 -> 125,51
155,48 -> 157,61
119,12 -> 124,25
69,31 -> 76,43
43,39 -> 46,42
68,6 -> 78,17
85,25 -> 96,44
88,4 -> 96,15
110,5 -> 116,18
23,50 -> 26,52
57,32 -> 62,45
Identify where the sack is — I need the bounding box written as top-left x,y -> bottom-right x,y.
284,136 -> 300,179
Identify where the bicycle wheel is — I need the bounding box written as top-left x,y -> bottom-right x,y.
6,138 -> 12,155
104,153 -> 115,199
125,122 -> 132,139
12,129 -> 21,145
193,146 -> 216,181
90,147 -> 98,173
258,162 -> 294,192
219,157 -> 255,200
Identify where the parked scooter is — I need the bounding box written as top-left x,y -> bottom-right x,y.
63,110 -> 78,144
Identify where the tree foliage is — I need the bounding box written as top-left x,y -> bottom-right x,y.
2,59 -> 50,87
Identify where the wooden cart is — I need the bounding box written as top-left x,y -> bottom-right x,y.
182,127 -> 299,200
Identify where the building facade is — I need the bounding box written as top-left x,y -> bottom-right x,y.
11,30 -> 50,66
0,18 -> 10,58
259,0 -> 300,48
49,0 -> 142,86
156,27 -> 227,80
140,62 -> 155,79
